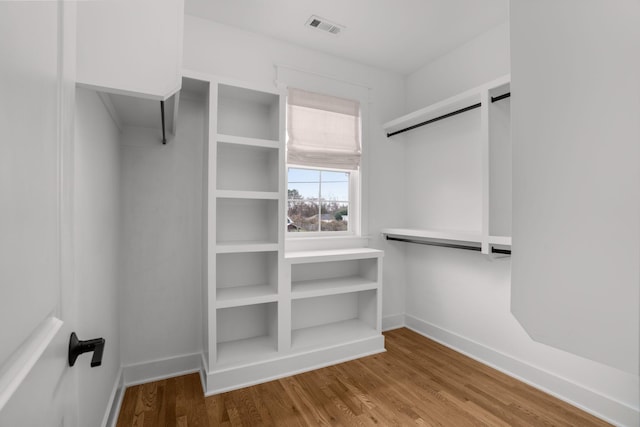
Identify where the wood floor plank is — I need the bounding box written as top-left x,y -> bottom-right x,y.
116,328 -> 612,426
116,386 -> 139,427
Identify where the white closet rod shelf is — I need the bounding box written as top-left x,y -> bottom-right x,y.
381,228 -> 511,255
383,74 -> 510,138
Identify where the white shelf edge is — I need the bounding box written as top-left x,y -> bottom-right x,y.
217,133 -> 280,149
216,242 -> 280,254
285,247 -> 383,264
485,74 -> 511,93
216,285 -> 278,309
0,316 -> 63,412
381,228 -> 482,244
291,277 -> 379,300
488,235 -> 512,246
215,190 -> 279,200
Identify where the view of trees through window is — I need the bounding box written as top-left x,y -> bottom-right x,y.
287,168 -> 349,232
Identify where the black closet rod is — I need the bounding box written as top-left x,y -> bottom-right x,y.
387,102 -> 482,138
160,100 -> 167,145
385,236 -> 511,255
491,92 -> 511,103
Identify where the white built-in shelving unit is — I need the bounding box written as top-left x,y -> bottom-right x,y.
208,77 -> 285,376
185,69 -> 385,394
382,75 -> 512,255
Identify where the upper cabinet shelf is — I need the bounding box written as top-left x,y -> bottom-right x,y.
217,84 -> 280,141
76,0 -> 184,100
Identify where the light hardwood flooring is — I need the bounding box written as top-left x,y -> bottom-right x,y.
116,328 -> 611,426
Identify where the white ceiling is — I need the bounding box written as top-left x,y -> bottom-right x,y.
185,0 -> 509,75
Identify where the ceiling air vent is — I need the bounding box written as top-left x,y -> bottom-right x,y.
305,15 -> 345,35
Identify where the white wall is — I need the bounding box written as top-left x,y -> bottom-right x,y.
510,0 -> 640,374
406,21 -> 510,110
120,98 -> 205,366
402,20 -> 639,426
74,87 -> 122,427
183,15 -> 408,324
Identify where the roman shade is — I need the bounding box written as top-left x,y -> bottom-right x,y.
287,88 -> 361,170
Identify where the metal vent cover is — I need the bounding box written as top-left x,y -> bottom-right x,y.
305,15 -> 344,35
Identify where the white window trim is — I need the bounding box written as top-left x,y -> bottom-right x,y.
276,65 -> 370,241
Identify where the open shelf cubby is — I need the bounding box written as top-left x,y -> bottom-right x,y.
291,290 -> 378,350
217,84 -> 279,141
291,258 -> 378,299
216,198 -> 278,245
216,251 -> 278,308
381,75 -> 512,254
217,141 -> 279,193
216,302 -> 278,366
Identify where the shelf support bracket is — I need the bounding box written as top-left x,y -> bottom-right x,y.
161,100 -> 167,144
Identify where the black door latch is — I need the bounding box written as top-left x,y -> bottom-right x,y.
68,332 -> 105,367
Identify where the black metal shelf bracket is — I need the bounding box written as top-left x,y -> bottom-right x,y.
161,100 -> 167,144
386,102 -> 482,138
385,235 -> 511,255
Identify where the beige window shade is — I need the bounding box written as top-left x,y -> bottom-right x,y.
287,88 -> 361,170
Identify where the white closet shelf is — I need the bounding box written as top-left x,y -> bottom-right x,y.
216,285 -> 278,309
383,90 -> 481,137
216,241 -> 279,254
217,133 -> 280,149
216,336 -> 278,368
286,247 -> 383,264
215,190 -> 280,200
291,276 -> 378,300
383,74 -> 510,137
381,228 -> 483,245
291,319 -> 378,350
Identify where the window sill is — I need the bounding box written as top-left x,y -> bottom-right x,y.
284,234 -> 371,253
286,232 -> 355,239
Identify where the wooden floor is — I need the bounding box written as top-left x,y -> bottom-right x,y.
116,328 -> 610,426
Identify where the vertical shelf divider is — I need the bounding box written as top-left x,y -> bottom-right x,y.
480,87 -> 490,255
207,80 -> 218,370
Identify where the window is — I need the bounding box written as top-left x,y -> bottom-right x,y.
288,167 -> 350,232
286,88 -> 361,234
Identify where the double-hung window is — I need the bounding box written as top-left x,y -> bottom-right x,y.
286,88 -> 361,234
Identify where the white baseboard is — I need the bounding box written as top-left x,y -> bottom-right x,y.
382,313 -> 405,331
121,352 -> 202,387
102,367 -> 124,427
404,314 -> 639,427
205,336 -> 385,395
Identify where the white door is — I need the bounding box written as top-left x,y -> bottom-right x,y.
0,1 -> 78,426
